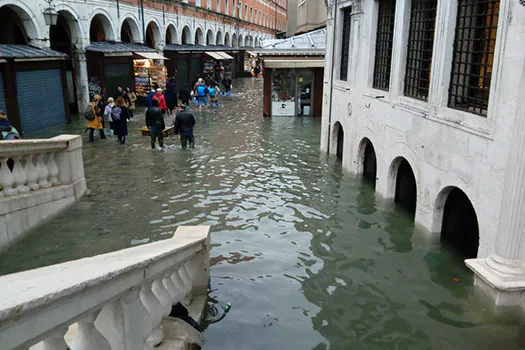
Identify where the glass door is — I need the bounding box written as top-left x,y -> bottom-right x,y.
297,69 -> 313,116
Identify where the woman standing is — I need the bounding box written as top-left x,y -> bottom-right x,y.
112,96 -> 129,144
86,95 -> 106,142
126,86 -> 137,121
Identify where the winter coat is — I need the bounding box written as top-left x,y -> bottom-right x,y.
86,103 -> 103,129
179,88 -> 191,103
145,107 -> 165,132
113,105 -> 129,137
174,110 -> 196,136
0,120 -> 20,140
146,91 -> 155,108
165,86 -> 178,110
128,92 -> 137,110
153,92 -> 167,111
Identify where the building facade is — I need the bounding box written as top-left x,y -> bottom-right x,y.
0,0 -> 285,133
322,0 -> 525,308
287,0 -> 327,36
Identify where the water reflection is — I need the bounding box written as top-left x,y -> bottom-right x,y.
1,79 -> 525,349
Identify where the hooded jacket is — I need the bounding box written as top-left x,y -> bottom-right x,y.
174,110 -> 196,136
153,92 -> 167,111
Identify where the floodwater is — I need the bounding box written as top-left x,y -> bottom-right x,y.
1,79 -> 525,349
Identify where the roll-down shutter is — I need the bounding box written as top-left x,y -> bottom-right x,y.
16,69 -> 66,133
0,71 -> 6,113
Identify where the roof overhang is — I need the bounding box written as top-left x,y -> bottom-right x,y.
263,57 -> 325,68
134,51 -> 168,60
206,51 -> 233,60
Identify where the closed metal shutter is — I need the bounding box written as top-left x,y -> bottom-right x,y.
190,55 -> 202,85
105,63 -> 132,97
0,71 -> 6,113
16,69 -> 66,133
176,57 -> 188,91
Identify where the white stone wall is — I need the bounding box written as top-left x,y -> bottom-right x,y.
322,0 -> 525,259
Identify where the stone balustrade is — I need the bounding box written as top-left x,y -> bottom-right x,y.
0,226 -> 211,350
0,135 -> 86,250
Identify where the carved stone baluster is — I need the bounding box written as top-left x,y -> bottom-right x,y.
0,157 -> 17,196
96,300 -> 125,350
37,153 -> 51,188
120,289 -> 152,350
71,310 -> 111,350
152,278 -> 172,317
30,327 -> 68,350
179,263 -> 194,294
13,155 -> 29,193
26,154 -> 39,191
47,151 -> 60,186
164,272 -> 184,305
172,267 -> 190,297
140,283 -> 164,347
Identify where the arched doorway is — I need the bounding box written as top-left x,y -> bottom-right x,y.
121,18 -> 140,43
334,122 -> 344,159
441,188 -> 479,258
182,26 -> 192,45
232,33 -> 237,48
393,158 -> 417,219
225,32 -> 230,47
90,14 -> 114,42
206,29 -> 214,45
360,138 -> 377,188
146,21 -> 161,49
195,28 -> 204,45
216,31 -> 223,46
238,34 -> 244,47
0,6 -> 30,44
50,11 -> 81,112
166,24 -> 177,45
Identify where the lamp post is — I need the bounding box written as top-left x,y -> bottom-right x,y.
43,0 -> 58,26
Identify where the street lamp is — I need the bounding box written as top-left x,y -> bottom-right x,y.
43,0 -> 58,26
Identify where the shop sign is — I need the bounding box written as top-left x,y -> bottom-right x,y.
272,101 -> 295,116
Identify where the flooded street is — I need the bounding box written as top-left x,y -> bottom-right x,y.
1,79 -> 524,349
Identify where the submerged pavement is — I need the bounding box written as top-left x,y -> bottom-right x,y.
1,79 -> 524,349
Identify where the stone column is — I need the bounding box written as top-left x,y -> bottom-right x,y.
72,50 -> 90,113
466,13 -> 525,305
320,12 -> 335,154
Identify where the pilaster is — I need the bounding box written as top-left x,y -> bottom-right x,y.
72,50 -> 90,113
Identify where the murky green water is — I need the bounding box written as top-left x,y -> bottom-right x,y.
1,79 -> 524,349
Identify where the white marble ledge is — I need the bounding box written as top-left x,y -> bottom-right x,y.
466,258 -> 525,291
0,185 -> 73,216
0,226 -> 210,323
0,135 -> 82,154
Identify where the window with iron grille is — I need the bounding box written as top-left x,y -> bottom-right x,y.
448,0 -> 499,116
339,7 -> 352,81
373,0 -> 396,91
404,0 -> 437,101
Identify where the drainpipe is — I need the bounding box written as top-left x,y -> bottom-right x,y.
140,0 -> 146,44
116,0 -> 120,19
326,0 -> 338,154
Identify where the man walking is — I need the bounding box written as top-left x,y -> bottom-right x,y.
174,104 -> 196,149
145,99 -> 165,149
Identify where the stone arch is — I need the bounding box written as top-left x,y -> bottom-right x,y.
358,138 -> 377,188
434,186 -> 479,259
146,19 -> 162,48
206,29 -> 215,45
216,30 -> 223,45
181,25 -> 192,44
331,122 -> 344,159
120,16 -> 141,43
195,27 -> 204,45
52,4 -> 84,49
238,34 -> 244,47
165,23 -> 178,44
255,37 -> 259,47
389,157 -> 417,219
0,3 -> 40,44
89,11 -> 116,42
224,32 -> 231,46
49,9 -> 83,53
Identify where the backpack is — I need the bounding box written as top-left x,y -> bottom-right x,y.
84,105 -> 96,121
208,87 -> 215,98
197,85 -> 206,97
112,106 -> 122,121
1,128 -> 20,140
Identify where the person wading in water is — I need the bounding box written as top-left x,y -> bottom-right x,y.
174,103 -> 196,149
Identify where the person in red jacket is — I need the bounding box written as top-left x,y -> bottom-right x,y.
153,88 -> 167,113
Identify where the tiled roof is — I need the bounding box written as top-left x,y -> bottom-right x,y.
0,45 -> 67,59
85,42 -> 157,53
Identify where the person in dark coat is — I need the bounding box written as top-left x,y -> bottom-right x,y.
146,89 -> 155,108
174,103 -> 196,149
179,84 -> 191,106
113,96 -> 129,144
164,80 -> 178,116
146,99 -> 166,149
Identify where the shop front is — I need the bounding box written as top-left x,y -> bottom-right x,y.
0,45 -> 71,135
86,42 -> 166,99
264,62 -> 324,117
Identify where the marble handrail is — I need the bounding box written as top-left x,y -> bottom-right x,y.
0,135 -> 85,198
0,226 -> 211,350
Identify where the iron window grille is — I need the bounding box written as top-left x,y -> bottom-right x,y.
448,0 -> 500,117
373,0 -> 396,91
404,0 -> 437,101
339,7 -> 352,81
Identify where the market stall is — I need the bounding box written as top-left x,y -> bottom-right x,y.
133,52 -> 168,97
